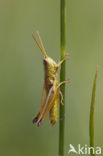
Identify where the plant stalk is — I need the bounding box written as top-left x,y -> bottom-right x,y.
59,0 -> 66,156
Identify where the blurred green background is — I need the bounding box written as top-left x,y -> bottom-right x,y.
0,0 -> 103,156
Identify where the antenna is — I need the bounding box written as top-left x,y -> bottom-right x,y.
32,33 -> 47,58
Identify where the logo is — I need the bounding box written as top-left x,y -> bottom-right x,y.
68,144 -> 102,155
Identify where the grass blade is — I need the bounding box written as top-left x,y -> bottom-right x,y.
89,68 -> 98,156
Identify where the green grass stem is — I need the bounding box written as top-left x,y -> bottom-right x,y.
59,0 -> 66,156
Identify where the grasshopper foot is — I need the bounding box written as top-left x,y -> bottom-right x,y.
32,117 -> 38,123
37,119 -> 42,127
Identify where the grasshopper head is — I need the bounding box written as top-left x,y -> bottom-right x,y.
43,57 -> 58,74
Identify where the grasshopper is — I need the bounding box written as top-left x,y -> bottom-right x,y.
32,32 -> 69,126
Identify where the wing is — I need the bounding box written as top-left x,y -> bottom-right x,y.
36,79 -> 59,126
32,83 -> 47,123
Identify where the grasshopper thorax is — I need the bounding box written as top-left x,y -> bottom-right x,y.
43,56 -> 58,91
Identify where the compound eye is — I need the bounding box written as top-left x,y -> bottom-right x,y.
43,59 -> 48,64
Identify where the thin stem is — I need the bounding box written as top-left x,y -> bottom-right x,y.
59,0 -> 66,155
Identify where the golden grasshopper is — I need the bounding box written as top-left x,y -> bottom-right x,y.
32,32 -> 69,127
